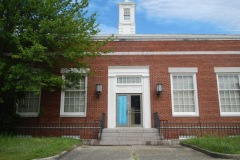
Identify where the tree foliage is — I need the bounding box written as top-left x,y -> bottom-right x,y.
0,0 -> 107,106
0,0 -> 110,130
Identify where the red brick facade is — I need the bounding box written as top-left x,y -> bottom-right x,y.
103,40 -> 240,52
21,39 -> 240,138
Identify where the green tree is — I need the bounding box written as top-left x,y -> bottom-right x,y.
0,0 -> 108,129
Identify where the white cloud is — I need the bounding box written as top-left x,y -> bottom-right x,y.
99,24 -> 118,34
136,0 -> 240,33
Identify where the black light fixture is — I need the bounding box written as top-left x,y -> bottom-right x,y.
156,84 -> 163,96
96,84 -> 102,96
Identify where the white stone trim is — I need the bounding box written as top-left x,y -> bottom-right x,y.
214,67 -> 240,73
60,68 -> 89,74
108,66 -> 150,77
108,66 -> 149,69
92,34 -> 240,41
17,112 -> 39,117
168,67 -> 198,73
108,66 -> 151,128
220,112 -> 240,117
104,51 -> 240,55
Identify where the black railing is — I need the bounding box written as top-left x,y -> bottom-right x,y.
154,112 -> 240,140
160,121 -> 240,140
99,112 -> 105,140
153,112 -> 160,134
13,122 -> 100,139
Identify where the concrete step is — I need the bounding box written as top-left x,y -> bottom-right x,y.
99,128 -> 163,145
101,135 -> 161,141
99,140 -> 144,145
101,132 -> 159,137
102,128 -> 158,133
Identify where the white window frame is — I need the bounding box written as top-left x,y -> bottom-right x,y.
16,91 -> 41,117
169,68 -> 199,117
215,67 -> 240,117
60,68 -> 88,117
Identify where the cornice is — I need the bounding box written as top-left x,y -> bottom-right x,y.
92,34 -> 240,41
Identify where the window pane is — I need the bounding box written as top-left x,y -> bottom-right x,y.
64,105 -> 69,112
69,105 -> 74,112
174,105 -> 179,112
79,78 -> 85,90
80,104 -> 85,112
75,98 -> 80,105
75,106 -> 80,112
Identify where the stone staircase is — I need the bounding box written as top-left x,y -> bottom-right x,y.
99,128 -> 163,145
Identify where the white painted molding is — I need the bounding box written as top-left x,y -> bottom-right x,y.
92,34 -> 240,41
214,67 -> 240,73
108,66 -> 149,69
168,67 -> 198,73
108,66 -> 150,77
17,113 -> 39,117
60,68 -> 89,74
103,51 -> 240,55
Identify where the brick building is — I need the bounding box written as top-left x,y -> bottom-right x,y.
16,0 -> 240,143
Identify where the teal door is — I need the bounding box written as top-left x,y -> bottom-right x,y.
117,94 -> 142,127
117,95 -> 128,127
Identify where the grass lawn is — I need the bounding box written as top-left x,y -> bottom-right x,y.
0,136 -> 81,160
182,136 -> 240,154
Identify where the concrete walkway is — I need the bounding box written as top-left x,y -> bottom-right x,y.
58,145 -> 230,160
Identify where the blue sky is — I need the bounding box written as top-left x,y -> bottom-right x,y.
89,0 -> 240,34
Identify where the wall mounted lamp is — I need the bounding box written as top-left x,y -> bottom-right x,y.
96,84 -> 102,96
156,84 -> 163,97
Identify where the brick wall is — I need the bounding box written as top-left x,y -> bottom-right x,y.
23,40 -> 240,137
102,40 -> 240,52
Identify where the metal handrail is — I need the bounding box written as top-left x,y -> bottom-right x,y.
99,112 -> 105,140
153,112 -> 160,135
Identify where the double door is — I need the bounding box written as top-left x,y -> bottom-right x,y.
117,94 -> 142,127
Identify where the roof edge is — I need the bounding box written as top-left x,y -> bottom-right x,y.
92,34 -> 240,41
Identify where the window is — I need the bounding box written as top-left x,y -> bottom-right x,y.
60,68 -> 87,117
215,67 -> 240,116
124,8 -> 130,20
117,77 -> 141,84
169,68 -> 199,117
17,91 -> 40,117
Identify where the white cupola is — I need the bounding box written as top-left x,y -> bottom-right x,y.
118,0 -> 136,34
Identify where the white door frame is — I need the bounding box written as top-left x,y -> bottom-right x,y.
108,66 -> 151,128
